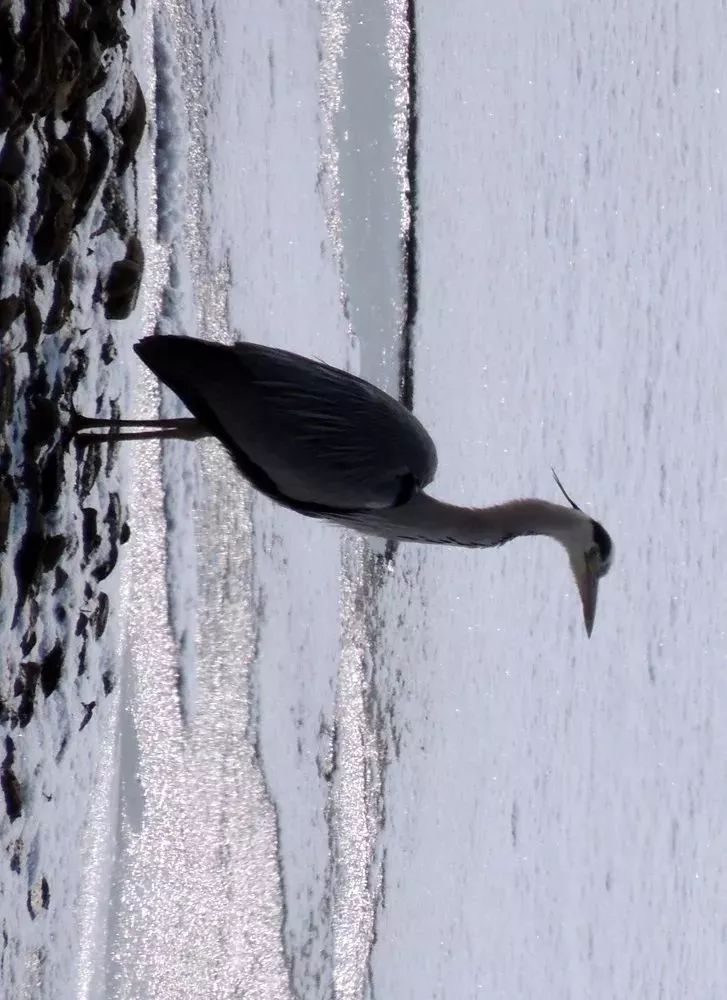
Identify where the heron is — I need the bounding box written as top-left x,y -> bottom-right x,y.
74,334 -> 613,635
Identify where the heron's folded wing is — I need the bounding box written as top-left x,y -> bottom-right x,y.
135,336 -> 438,512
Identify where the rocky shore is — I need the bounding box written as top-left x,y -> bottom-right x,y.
0,0 -> 148,990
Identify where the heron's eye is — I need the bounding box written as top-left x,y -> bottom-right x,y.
586,545 -> 600,566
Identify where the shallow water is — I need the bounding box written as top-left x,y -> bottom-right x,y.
98,1 -> 727,998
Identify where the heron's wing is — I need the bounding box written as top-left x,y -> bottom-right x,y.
135,336 -> 438,513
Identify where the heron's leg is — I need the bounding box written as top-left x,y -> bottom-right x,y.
75,420 -> 209,445
72,414 -> 199,430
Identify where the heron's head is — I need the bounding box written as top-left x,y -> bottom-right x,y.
552,471 -> 614,637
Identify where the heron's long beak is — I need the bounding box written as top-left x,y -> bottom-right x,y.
569,552 -> 599,637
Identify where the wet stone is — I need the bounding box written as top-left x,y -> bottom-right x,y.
53,565 -> 68,593
0,90 -> 21,132
0,294 -> 23,334
33,180 -> 75,265
102,669 -> 114,696
73,127 -> 109,225
16,28 -> 47,113
1,738 -> 21,822
17,662 -> 40,728
77,635 -> 87,677
41,533 -> 67,571
65,132 -> 89,196
24,395 -> 58,451
105,491 -> 121,530
104,235 -> 143,319
0,176 -> 15,245
88,0 -> 127,49
75,611 -> 88,638
20,628 -> 37,657
10,846 -> 21,874
40,446 -> 65,515
79,700 -> 95,731
92,540 -> 118,583
40,641 -> 63,698
0,132 -> 25,183
117,72 -> 146,174
47,139 -> 76,180
71,28 -> 106,103
46,255 -> 74,332
0,352 -> 15,431
92,590 -> 109,639
100,332 -> 116,365
81,506 -> 100,562
23,294 -> 42,349
0,485 -> 10,555
14,528 -> 44,617
77,440 -> 102,499
65,348 -> 89,396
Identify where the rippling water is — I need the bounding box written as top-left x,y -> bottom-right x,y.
105,2 -> 727,998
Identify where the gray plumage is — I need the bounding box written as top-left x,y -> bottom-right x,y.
75,334 -> 613,635
135,335 -> 437,518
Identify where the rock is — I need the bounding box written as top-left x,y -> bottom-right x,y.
65,132 -> 89,197
100,333 -> 116,364
92,591 -> 109,639
53,26 -> 82,114
79,700 -> 96,731
77,636 -> 87,677
117,73 -> 146,174
0,91 -> 21,131
0,478 -> 12,554
20,626 -> 37,657
9,845 -> 21,873
16,662 -> 40,728
71,28 -> 106,104
24,395 -> 58,451
65,347 -> 89,396
0,294 -> 23,334
77,440 -> 101,499
0,132 -> 26,183
92,540 -> 118,583
1,737 -> 21,821
15,28 -> 45,111
13,528 -> 43,619
41,534 -> 67,571
53,566 -> 68,593
105,491 -> 121,529
81,506 -> 100,562
88,0 -> 127,49
47,139 -> 76,180
104,235 -> 144,319
0,178 -> 16,245
23,294 -> 42,348
73,127 -> 109,225
0,351 -> 16,432
33,179 -> 75,265
40,446 -> 65,514
40,641 -> 63,697
102,669 -> 114,696
46,256 -> 74,332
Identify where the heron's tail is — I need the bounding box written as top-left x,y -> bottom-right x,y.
134,334 -> 235,424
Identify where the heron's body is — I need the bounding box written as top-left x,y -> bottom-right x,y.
75,334 -> 613,634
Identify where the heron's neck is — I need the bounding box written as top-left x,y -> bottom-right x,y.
347,494 -> 586,548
